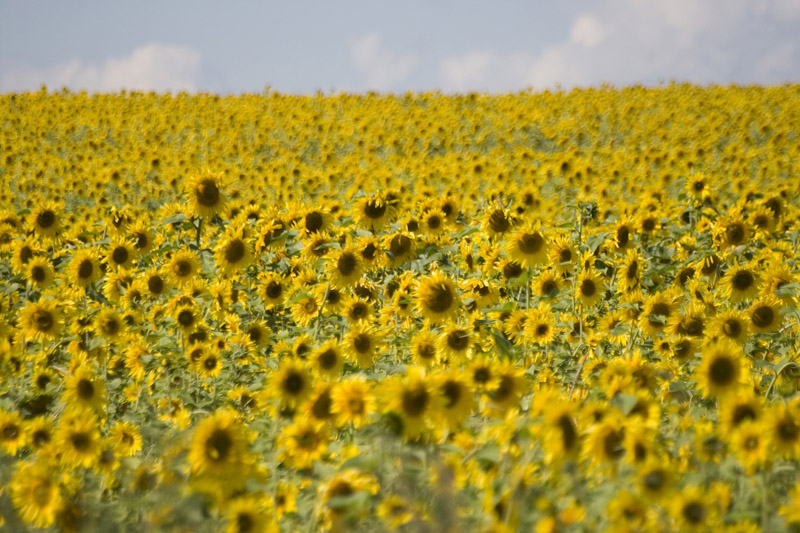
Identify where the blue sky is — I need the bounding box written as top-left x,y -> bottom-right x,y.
1,0 -> 798,93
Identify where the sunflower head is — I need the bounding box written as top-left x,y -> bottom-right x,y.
188,171 -> 226,218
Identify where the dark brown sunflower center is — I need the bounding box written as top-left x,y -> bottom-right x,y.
196,179 -> 220,207
709,356 -> 736,386
752,306 -> 775,328
580,279 -> 597,297
224,239 -> 246,264
71,432 -> 91,451
643,470 -> 665,491
424,284 -> 454,313
37,210 -> 56,229
203,356 -> 217,370
305,211 -> 324,233
205,429 -> 232,461
518,232 -> 544,254
31,265 -> 47,282
175,260 -> 192,277
78,259 -> 94,279
363,199 -> 387,219
3,424 -> 19,439
616,226 -> 629,247
723,319 -> 742,338
337,253 -> 357,276
34,310 -> 54,331
177,310 -> 195,327
353,334 -> 371,353
112,246 -> 129,265
603,430 -> 624,459
725,224 -> 745,245
732,270 -> 754,291
318,349 -> 338,370
442,381 -> 462,408
389,235 -> 412,257
402,387 -> 429,417
77,378 -> 95,400
446,330 -> 470,351
488,210 -> 510,233
266,281 -> 282,299
557,415 -> 577,451
148,275 -> 164,294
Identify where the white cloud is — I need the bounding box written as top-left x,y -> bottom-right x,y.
570,15 -> 606,47
349,32 -> 417,91
0,43 -> 202,93
438,0 -> 800,92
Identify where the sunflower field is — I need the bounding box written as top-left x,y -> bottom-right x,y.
0,84 -> 799,532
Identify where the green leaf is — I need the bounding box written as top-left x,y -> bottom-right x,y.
610,393 -> 639,415
325,491 -> 370,511
162,213 -> 188,226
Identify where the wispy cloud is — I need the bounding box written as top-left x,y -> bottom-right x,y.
438,0 -> 800,92
350,32 -> 417,92
0,43 -> 202,93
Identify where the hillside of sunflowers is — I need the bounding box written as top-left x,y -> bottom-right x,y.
0,84 -> 799,532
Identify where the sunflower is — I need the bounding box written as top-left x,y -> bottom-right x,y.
10,461 -> 63,528
523,305 -> 558,345
432,370 -> 475,429
332,376 -> 374,428
377,495 -> 414,530
297,207 -> 332,236
636,458 -> 673,501
383,231 -> 416,267
415,272 -> 460,323
695,340 -> 750,398
214,231 -> 254,275
173,304 -> 201,334
719,390 -> 762,433
327,247 -> 363,287
56,409 -> 102,468
576,269 -> 605,308
714,214 -> 749,249
198,348 -> 223,379
225,496 -> 271,533
29,201 -> 61,239
747,295 -> 783,333
311,340 -> 345,378
306,381 -> 336,423
271,359 -> 312,406
25,256 -> 54,289
766,402 -> 800,460
549,234 -> 577,273
141,268 -> 167,298
63,365 -> 106,413
639,292 -> 677,338
708,309 -> 750,344
584,415 -> 626,467
189,410 -> 250,482
344,326 -> 381,369
469,356 -> 500,392
96,308 -> 124,340
505,224 -> 548,268
481,206 -> 516,238
617,249 -> 643,293
438,324 -> 473,361
484,362 -> 526,416
355,235 -> 381,271
128,220 -> 156,255
289,294 -> 319,327
383,367 -> 439,438
187,171 -> 226,218
0,408 -> 25,455
278,416 -> 328,469
409,330 -> 439,366
342,296 -> 372,324
721,264 -> 760,303
538,401 -> 580,463
534,270 -> 562,299
19,299 -> 62,341
105,238 -> 138,271
110,421 -> 142,457
258,272 -> 286,307
25,416 -> 55,452
606,490 -> 648,530
167,249 -> 201,287
732,421 -> 768,474
318,469 -> 379,526
612,217 -> 635,250
354,194 -> 396,231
